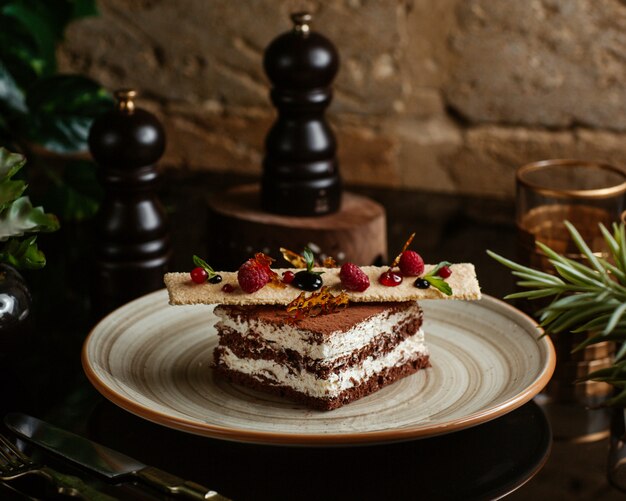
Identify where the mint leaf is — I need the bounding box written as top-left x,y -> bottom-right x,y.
303,247 -> 315,272
424,275 -> 453,296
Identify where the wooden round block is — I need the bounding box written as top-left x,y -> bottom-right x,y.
207,184 -> 387,270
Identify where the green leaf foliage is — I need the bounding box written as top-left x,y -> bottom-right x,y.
0,146 -> 25,178
0,235 -> 45,268
0,195 -> 59,240
0,147 -> 26,209
488,222 -> 626,405
25,75 -> 113,153
0,147 -> 58,268
0,0 -> 108,220
42,159 -> 102,221
0,60 -> 27,114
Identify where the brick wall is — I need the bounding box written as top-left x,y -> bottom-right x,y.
59,0 -> 626,198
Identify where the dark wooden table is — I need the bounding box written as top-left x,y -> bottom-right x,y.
0,171 -> 623,500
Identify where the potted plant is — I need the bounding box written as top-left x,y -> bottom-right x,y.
489,222 -> 626,405
489,222 -> 626,491
0,0 -> 112,221
0,148 -> 58,347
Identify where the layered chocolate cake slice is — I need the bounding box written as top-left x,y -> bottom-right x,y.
213,301 -> 428,411
165,256 -> 481,411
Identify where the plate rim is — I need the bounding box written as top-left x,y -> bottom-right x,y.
82,290 -> 556,446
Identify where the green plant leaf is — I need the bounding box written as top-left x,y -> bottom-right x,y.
0,196 -> 59,240
605,303 -> 626,336
2,2 -> 58,76
25,75 -> 112,153
0,235 -> 45,269
0,147 -> 26,209
42,159 -> 102,221
0,147 -> 25,179
0,178 -> 25,210
0,59 -> 27,114
0,12 -> 45,85
70,0 -> 98,18
504,288 -> 563,300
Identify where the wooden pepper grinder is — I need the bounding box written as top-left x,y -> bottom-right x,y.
88,89 -> 171,314
262,12 -> 341,216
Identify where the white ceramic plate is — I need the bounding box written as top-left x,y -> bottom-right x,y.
82,290 -> 555,446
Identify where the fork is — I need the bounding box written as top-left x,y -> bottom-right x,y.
0,433 -> 115,500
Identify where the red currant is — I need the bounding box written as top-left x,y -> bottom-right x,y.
190,267 -> 208,284
379,270 -> 403,287
222,283 -> 235,293
282,271 -> 295,284
437,266 -> 452,279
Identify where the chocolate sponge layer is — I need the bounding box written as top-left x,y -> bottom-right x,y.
214,354 -> 431,411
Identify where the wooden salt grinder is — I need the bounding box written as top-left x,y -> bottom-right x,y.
88,89 -> 171,314
262,12 -> 341,216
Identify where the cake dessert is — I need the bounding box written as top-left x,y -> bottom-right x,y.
165,247 -> 481,411
212,301 -> 428,411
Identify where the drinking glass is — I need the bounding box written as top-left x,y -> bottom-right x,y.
516,159 -> 626,442
517,159 -> 626,270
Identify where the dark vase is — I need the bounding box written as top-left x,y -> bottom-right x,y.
0,264 -> 32,352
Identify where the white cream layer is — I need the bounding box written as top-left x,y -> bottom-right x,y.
218,330 -> 428,398
215,306 -> 421,362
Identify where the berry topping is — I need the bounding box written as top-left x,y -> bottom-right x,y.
339,262 -> 370,292
414,278 -> 430,289
222,283 -> 235,293
379,270 -> 403,287
190,267 -> 208,284
209,274 -> 223,284
437,266 -> 452,279
191,255 -> 221,284
238,256 -> 272,293
293,270 -> 323,291
399,250 -> 424,276
285,247 -> 325,292
282,271 -> 295,284
420,261 -> 453,296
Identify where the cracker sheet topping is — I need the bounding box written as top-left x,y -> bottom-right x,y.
164,264 -> 481,306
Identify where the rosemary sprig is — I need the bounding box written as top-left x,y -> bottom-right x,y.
487,221 -> 626,406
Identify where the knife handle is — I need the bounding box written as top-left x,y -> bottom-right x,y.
135,466 -> 229,500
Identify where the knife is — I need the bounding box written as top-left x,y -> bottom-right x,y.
4,413 -> 230,501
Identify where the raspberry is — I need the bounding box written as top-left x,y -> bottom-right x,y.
237,259 -> 271,293
339,262 -> 370,292
399,250 -> 424,276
